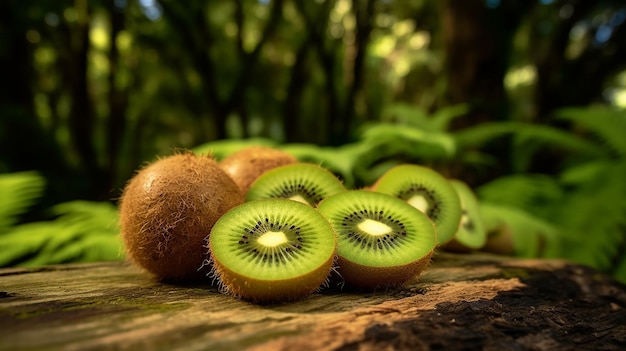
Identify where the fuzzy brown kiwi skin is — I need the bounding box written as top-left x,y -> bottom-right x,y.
219,146 -> 298,194
119,151 -> 244,282
337,251 -> 434,290
210,250 -> 335,304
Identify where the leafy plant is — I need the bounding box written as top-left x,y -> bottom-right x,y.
475,106 -> 626,282
0,172 -> 124,267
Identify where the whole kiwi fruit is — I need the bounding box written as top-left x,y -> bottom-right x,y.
208,198 -> 337,303
246,163 -> 346,207
218,146 -> 298,194
371,164 -> 462,246
317,190 -> 437,290
119,152 -> 244,281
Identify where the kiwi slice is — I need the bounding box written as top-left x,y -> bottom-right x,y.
119,152 -> 244,281
209,198 -> 336,303
317,190 -> 436,290
246,163 -> 346,207
219,146 -> 297,194
444,180 -> 487,252
371,164 -> 462,246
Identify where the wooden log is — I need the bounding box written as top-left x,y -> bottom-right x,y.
1,253 -> 625,350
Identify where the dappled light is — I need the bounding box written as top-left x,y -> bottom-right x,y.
0,0 -> 625,284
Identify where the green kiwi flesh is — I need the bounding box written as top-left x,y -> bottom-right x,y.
209,198 -> 336,303
246,163 -> 346,207
372,164 -> 462,246
219,146 -> 297,194
444,180 -> 487,252
119,152 -> 244,281
317,190 -> 436,290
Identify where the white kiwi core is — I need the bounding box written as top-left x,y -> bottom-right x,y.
289,194 -> 311,206
407,195 -> 429,213
358,219 -> 392,236
257,231 -> 289,247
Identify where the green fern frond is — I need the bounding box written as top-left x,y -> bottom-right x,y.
360,123 -> 456,156
0,222 -> 53,266
511,124 -> 606,172
0,171 -> 46,232
480,202 -> 560,258
191,137 -> 278,160
545,161 -> 626,271
382,103 -> 468,132
279,143 -> 358,188
349,124 -> 456,185
0,201 -> 123,267
476,174 -> 562,212
452,121 -> 522,149
559,160 -> 613,185
554,106 -> 626,156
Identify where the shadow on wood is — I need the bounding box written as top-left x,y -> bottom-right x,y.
1,253 -> 625,350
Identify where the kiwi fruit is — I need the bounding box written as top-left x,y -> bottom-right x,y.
208,198 -> 336,303
219,146 -> 298,194
246,163 -> 346,207
443,180 -> 487,252
119,152 -> 244,281
371,164 -> 462,246
317,190 -> 437,290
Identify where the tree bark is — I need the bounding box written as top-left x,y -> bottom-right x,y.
440,0 -> 531,129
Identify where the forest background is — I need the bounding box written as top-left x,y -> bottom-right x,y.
1,0 -> 626,283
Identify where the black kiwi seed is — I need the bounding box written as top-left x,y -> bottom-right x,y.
245,163 -> 346,207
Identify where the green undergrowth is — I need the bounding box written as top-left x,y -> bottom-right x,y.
2,105 -> 625,284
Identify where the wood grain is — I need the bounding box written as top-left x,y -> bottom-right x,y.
1,253 -> 625,350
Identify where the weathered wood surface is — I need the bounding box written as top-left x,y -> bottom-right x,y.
1,253 -> 625,351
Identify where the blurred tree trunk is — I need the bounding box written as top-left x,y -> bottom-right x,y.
65,1 -> 102,192
440,0 -> 532,130
0,0 -> 80,206
294,0 -> 340,145
531,1 -> 626,120
340,0 -> 376,143
282,39 -> 313,143
107,2 -> 129,192
161,0 -> 284,141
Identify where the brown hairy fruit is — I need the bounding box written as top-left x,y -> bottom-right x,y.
317,190 -> 437,290
219,146 -> 297,194
209,199 -> 336,303
119,152 -> 244,282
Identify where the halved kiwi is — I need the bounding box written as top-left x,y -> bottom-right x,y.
219,146 -> 297,194
246,163 -> 346,207
371,164 -> 462,246
119,152 -> 244,281
443,180 -> 487,252
317,190 -> 436,290
208,198 -> 337,303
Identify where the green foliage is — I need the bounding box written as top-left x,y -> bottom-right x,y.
2,104 -> 625,286
0,171 -> 46,231
474,107 -> 626,282
0,173 -> 123,267
193,105 -> 626,283
192,138 -> 278,160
